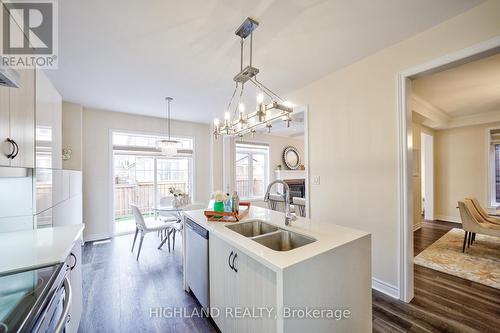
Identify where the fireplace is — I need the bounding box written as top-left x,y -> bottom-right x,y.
284,179 -> 305,199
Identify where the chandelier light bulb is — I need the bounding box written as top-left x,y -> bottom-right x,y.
224,111 -> 231,121
238,102 -> 245,113
256,92 -> 264,104
214,118 -> 220,127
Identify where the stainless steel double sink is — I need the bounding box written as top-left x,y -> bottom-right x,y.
226,219 -> 316,251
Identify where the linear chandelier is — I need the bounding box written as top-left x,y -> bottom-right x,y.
213,17 -> 293,139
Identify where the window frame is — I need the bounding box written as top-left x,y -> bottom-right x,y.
488,127 -> 500,207
234,142 -> 269,200
111,130 -> 195,221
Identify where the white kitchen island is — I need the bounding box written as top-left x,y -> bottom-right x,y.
183,206 -> 372,333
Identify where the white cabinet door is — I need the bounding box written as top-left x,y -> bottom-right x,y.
210,234 -> 277,333
67,241 -> 83,333
9,68 -> 35,168
0,85 -> 10,166
210,233 -> 237,332
232,249 -> 277,333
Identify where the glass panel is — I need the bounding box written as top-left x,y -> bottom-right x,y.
235,153 -> 250,199
156,157 -> 191,206
113,154 -> 155,222
252,153 -> 266,198
112,132 -> 193,150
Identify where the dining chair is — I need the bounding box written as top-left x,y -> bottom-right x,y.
130,205 -> 176,260
168,202 -> 206,251
457,201 -> 500,253
266,193 -> 286,212
465,197 -> 500,225
292,197 -> 306,217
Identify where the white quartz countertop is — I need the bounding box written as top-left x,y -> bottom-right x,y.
184,206 -> 370,272
0,224 -> 84,275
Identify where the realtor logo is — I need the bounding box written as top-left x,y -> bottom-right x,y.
1,0 -> 58,68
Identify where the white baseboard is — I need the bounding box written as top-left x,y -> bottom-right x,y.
413,222 -> 422,231
435,215 -> 461,223
372,278 -> 399,299
84,232 -> 112,243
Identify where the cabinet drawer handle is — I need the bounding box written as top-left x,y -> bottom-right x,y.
11,140 -> 19,159
228,251 -> 234,270
232,252 -> 238,273
70,252 -> 77,270
5,138 -> 15,159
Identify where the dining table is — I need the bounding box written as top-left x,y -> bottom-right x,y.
154,203 -> 206,250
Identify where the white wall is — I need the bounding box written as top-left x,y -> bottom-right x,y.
63,106 -> 212,241
62,102 -> 83,171
285,0 -> 500,295
434,121 -> 500,222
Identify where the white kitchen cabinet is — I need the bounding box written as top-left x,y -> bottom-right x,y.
0,67 -> 35,168
210,234 -> 277,333
0,86 -> 10,166
35,69 -> 62,169
67,240 -> 83,333
0,12 -> 37,169
9,68 -> 35,168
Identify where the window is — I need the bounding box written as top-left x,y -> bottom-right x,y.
235,143 -> 269,200
489,129 -> 500,205
112,132 -> 194,221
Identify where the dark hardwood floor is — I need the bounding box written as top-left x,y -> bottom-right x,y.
373,220 -> 500,333
79,233 -> 217,333
80,221 -> 500,333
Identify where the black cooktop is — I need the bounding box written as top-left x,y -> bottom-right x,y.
0,264 -> 62,333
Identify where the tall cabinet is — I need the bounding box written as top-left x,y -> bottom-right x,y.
0,6 -> 35,168
0,68 -> 35,168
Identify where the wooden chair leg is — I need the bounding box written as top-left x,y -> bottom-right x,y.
462,231 -> 468,253
131,227 -> 138,252
136,233 -> 144,261
472,233 -> 476,244
172,230 -> 176,251
467,232 -> 472,248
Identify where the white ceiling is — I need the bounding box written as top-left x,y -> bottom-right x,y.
48,0 -> 482,123
413,52 -> 500,117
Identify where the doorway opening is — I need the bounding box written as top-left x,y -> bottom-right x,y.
398,37 -> 500,302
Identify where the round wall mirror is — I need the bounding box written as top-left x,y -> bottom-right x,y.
283,146 -> 300,170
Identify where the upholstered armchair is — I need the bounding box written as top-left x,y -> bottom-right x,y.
465,197 -> 500,225
457,200 -> 500,253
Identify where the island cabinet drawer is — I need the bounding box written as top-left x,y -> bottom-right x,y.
209,233 -> 277,333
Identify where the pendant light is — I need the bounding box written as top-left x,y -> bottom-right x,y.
212,17 -> 293,139
157,97 -> 179,156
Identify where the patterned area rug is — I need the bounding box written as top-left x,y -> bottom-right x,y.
414,228 -> 500,289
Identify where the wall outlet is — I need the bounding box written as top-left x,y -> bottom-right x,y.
312,175 -> 320,185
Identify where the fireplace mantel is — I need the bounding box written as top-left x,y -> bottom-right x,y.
275,170 -> 306,180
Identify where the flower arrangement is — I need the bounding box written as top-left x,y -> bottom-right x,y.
212,191 -> 229,202
169,187 -> 185,197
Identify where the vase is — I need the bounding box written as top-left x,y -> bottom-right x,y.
173,196 -> 182,208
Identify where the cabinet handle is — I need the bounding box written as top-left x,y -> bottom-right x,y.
11,140 -> 19,159
5,138 -> 15,159
70,252 -> 77,270
232,252 -> 238,272
228,251 -> 234,270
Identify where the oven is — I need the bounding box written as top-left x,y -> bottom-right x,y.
0,262 -> 72,333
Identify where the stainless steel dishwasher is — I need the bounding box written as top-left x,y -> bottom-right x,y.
185,218 -> 209,309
